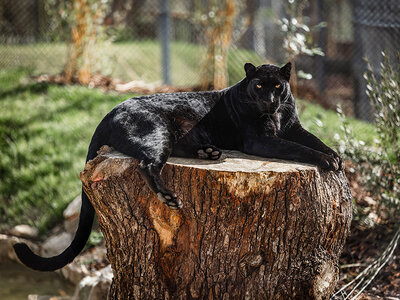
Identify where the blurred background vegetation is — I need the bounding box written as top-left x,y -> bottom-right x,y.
0,0 -> 399,297
1,0 -> 398,117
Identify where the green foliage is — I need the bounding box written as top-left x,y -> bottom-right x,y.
296,99 -> 376,148
337,52 -> 400,218
41,0 -> 72,42
0,67 -> 33,92
334,52 -> 400,300
365,53 -> 400,162
42,0 -> 111,42
86,230 -> 104,249
279,0 -> 325,80
105,26 -> 134,43
0,69 -> 131,233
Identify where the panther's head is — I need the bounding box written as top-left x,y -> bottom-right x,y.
242,62 -> 292,115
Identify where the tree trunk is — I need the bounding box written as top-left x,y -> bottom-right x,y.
79,146 -> 352,300
199,0 -> 236,90
64,0 -> 107,85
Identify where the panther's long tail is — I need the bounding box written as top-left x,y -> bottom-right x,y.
13,189 -> 94,271
13,132 -> 104,271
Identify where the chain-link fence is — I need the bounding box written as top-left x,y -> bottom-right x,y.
1,0 -> 399,121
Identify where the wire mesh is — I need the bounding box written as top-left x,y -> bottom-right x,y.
0,0 -> 399,120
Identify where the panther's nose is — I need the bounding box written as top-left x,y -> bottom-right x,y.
266,94 -> 274,103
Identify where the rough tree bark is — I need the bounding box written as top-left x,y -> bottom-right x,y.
79,146 -> 352,300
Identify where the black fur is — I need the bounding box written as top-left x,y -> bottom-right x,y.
14,62 -> 343,271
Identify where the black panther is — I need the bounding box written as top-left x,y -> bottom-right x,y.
13,62 -> 343,271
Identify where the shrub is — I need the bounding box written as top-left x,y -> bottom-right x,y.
334,52 -> 400,298
337,51 -> 400,218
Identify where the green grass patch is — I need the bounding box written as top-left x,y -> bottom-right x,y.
0,68 -> 376,234
0,70 -> 134,233
0,40 -> 264,86
297,100 -> 376,147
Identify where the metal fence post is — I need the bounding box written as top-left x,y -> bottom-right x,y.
160,0 -> 171,85
316,0 -> 326,94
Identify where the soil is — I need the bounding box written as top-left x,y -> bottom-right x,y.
337,162 -> 400,299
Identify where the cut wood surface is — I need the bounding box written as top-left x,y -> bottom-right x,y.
79,146 -> 352,299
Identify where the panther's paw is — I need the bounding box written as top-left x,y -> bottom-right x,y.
197,145 -> 222,160
330,152 -> 344,170
157,192 -> 182,209
318,153 -> 340,171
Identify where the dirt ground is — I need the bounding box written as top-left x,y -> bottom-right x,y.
337,163 -> 400,299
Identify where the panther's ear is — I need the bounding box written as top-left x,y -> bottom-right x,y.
280,62 -> 291,81
244,63 -> 256,78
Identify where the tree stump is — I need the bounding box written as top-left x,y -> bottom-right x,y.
79,146 -> 352,300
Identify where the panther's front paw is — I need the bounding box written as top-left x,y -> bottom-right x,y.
330,152 -> 344,170
318,153 -> 340,171
197,145 -> 222,160
157,192 -> 182,209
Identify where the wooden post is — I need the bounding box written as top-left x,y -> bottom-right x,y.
79,146 -> 352,299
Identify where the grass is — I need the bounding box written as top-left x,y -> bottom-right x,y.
297,100 -> 376,147
0,68 -> 376,234
0,68 -> 133,233
0,40 -> 265,86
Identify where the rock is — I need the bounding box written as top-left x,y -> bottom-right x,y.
63,218 -> 79,237
75,243 -> 108,267
63,194 -> 99,234
63,195 -> 81,235
41,232 -> 73,257
73,276 -> 98,300
64,195 -> 81,219
88,265 -> 113,300
0,234 -> 39,263
366,212 -> 379,226
73,265 -> 113,300
58,243 -> 108,286
59,261 -> 90,286
10,224 -> 38,239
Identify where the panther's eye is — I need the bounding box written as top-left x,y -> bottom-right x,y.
256,84 -> 262,89
275,84 -> 281,89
